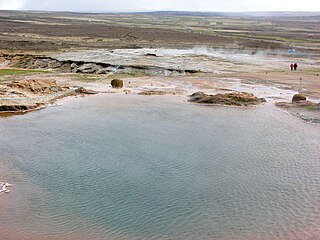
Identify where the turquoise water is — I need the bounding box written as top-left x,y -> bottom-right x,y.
0,95 -> 320,240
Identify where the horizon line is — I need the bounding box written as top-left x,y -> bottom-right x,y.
1,9 -> 320,14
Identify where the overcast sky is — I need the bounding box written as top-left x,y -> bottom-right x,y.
0,0 -> 320,12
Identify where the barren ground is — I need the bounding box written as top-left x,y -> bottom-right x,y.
0,11 -> 319,120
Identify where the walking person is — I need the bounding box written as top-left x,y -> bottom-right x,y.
294,63 -> 298,71
290,63 -> 294,71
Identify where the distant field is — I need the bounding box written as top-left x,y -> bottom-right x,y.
0,10 -> 319,52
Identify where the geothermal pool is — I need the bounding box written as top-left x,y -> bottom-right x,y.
0,94 -> 320,240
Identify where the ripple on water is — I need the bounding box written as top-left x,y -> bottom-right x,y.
0,95 -> 320,240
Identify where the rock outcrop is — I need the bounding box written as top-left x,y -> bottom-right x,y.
111,79 -> 123,88
8,80 -> 65,94
0,103 -> 43,112
75,63 -> 101,74
189,91 -> 266,106
292,94 -> 307,103
74,87 -> 98,95
275,100 -> 320,123
138,90 -> 167,95
1,53 -> 202,76
0,80 -> 96,114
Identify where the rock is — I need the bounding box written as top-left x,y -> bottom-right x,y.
276,101 -> 319,109
0,103 -> 43,112
138,90 -> 167,95
70,63 -> 79,69
185,69 -> 200,74
77,63 -> 101,74
34,59 -> 49,68
292,94 -> 307,103
189,92 -> 206,101
8,80 -> 64,93
189,91 -> 266,106
111,79 -> 123,88
145,53 -> 157,57
75,87 -> 98,94
60,63 -> 72,73
47,60 -> 63,69
97,68 -> 112,74
275,101 -> 320,123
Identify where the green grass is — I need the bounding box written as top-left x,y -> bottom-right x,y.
0,69 -> 50,76
304,105 -> 316,111
71,71 -> 149,82
72,74 -> 103,82
110,71 -> 150,78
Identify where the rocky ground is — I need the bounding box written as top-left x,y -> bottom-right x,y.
1,66 -> 318,122
0,78 -> 97,113
275,94 -> 320,123
0,11 -> 319,120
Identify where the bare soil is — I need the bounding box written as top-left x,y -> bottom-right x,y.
0,11 -> 319,52
0,10 -> 319,121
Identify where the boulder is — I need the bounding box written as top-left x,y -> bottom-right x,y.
111,79 -> 123,88
189,91 -> 266,106
292,94 -> 307,103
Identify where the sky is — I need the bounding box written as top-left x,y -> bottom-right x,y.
0,0 -> 320,12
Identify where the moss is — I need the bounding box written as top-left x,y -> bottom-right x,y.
0,69 -> 50,76
304,105 -> 315,111
107,71 -> 150,78
72,74 -> 102,82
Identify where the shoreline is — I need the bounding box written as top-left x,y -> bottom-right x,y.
1,65 -> 318,122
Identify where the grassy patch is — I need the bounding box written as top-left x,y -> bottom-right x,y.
108,71 -> 150,78
304,105 -> 315,111
0,69 -> 50,76
72,74 -> 103,82
69,71 -> 149,82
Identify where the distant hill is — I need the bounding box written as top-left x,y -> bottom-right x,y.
138,11 -> 320,17
0,10 -> 319,18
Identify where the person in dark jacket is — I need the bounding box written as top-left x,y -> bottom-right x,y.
294,63 -> 298,70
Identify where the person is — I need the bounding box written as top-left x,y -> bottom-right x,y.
290,63 -> 294,71
294,63 -> 298,70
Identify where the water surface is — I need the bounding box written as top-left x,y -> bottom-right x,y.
0,95 -> 320,240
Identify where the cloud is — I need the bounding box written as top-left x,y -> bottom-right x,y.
0,0 -> 319,12
0,0 -> 24,10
